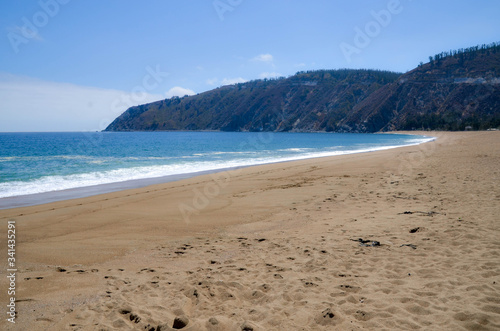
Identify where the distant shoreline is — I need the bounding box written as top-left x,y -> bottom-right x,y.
0,132 -> 434,209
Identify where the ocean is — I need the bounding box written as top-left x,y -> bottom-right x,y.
0,131 -> 434,208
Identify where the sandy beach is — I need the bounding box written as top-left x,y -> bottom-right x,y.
1,131 -> 499,330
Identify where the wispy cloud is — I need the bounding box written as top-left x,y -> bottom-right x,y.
0,73 -> 164,132
165,86 -> 196,98
206,77 -> 248,86
259,72 -> 283,79
221,77 -> 247,85
252,53 -> 274,63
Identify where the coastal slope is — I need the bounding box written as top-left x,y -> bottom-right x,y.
105,69 -> 400,132
105,43 -> 500,133
340,45 -> 500,132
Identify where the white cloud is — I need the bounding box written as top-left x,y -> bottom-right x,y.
252,53 -> 274,62
221,77 -> 247,85
259,72 -> 283,79
206,77 -> 248,87
165,86 -> 196,98
0,73 -> 164,132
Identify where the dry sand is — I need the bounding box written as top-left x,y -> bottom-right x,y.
1,131 -> 499,330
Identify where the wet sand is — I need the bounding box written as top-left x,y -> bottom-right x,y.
1,131 -> 499,330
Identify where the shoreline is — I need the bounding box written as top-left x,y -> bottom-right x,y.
1,131 -> 498,330
0,132 -> 434,210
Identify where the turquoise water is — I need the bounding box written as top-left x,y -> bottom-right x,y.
0,131 -> 433,199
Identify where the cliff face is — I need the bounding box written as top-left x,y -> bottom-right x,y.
105,43 -> 500,132
339,47 -> 500,132
104,69 -> 401,132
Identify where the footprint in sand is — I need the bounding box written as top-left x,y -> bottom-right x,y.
118,308 -> 141,324
157,315 -> 202,330
315,308 -> 342,326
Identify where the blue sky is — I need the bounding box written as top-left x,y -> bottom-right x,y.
1,0 -> 499,131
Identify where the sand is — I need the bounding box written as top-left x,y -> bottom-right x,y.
1,131 -> 499,330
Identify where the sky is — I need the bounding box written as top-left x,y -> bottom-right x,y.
0,0 -> 499,132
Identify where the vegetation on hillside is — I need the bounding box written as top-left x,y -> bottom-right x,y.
340,42 -> 500,132
105,43 -> 500,133
105,69 -> 401,132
